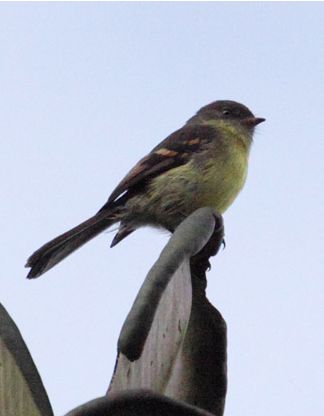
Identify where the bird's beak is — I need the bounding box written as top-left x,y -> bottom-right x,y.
243,117 -> 266,127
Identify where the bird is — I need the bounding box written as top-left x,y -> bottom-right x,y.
25,100 -> 265,279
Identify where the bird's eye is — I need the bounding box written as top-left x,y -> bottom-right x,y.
222,109 -> 231,116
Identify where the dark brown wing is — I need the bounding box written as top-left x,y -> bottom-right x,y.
99,124 -> 216,211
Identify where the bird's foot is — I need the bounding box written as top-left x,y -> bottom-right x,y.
190,213 -> 224,279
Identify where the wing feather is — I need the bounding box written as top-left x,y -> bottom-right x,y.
99,124 -> 216,211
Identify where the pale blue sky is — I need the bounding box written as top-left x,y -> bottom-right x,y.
1,2 -> 324,415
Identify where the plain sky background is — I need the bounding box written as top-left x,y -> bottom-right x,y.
1,2 -> 324,415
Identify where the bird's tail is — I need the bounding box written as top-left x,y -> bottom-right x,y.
25,209 -> 119,279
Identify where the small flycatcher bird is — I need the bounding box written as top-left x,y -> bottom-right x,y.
26,100 -> 265,279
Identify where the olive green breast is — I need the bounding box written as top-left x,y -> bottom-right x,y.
194,141 -> 249,213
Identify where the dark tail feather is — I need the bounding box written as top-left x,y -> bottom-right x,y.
25,210 -> 118,279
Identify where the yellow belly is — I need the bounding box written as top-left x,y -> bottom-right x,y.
143,144 -> 248,230
128,128 -> 250,231
196,149 -> 248,213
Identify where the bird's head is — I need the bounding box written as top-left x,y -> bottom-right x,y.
188,100 -> 265,133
